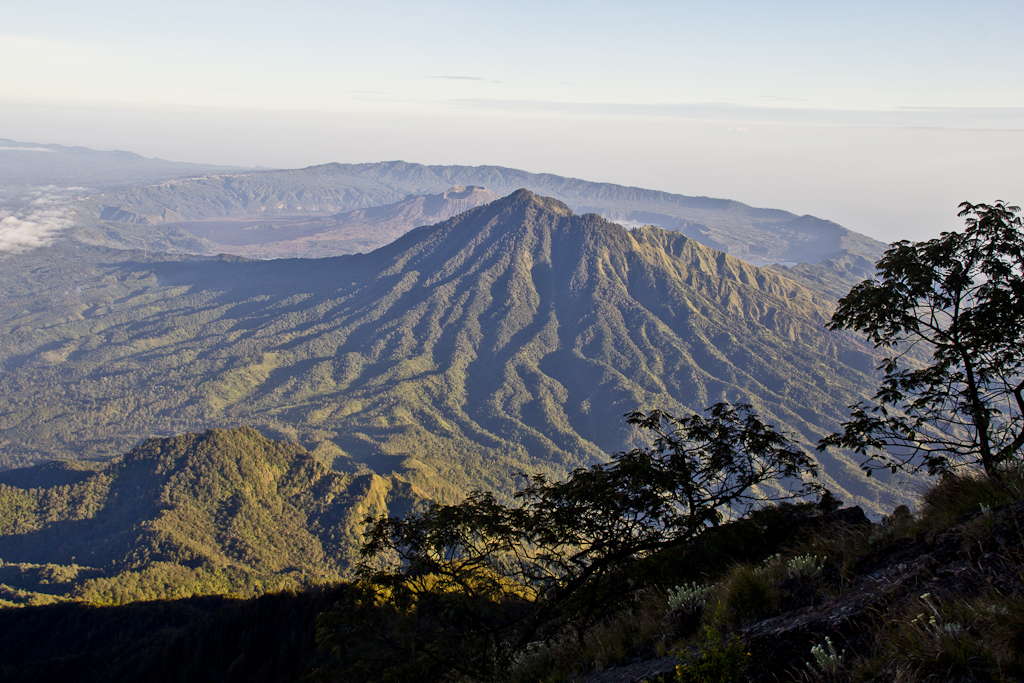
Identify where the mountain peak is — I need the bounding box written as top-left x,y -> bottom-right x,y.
440,185 -> 491,199
0,185 -> 898,528
501,187 -> 574,217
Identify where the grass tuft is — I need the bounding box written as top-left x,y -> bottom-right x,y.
918,466 -> 1024,529
714,565 -> 779,626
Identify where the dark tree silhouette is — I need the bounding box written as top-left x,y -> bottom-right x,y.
821,201 -> 1024,479
352,403 -> 819,677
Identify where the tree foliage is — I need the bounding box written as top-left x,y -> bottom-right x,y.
821,201 -> 1024,478
354,403 -> 820,677
0,428 -> 377,606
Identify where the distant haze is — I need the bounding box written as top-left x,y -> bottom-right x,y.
2,1 -> 1022,243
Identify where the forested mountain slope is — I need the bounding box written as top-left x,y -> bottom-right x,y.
0,427 -> 419,604
0,190 -> 901,513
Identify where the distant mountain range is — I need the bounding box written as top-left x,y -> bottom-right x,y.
0,190 -> 902,521
1,138 -> 885,298
64,159 -> 886,272
0,138 -> 251,188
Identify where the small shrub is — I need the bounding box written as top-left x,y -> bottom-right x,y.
867,504 -> 915,546
807,635 -> 844,674
755,553 -> 783,574
753,553 -> 788,583
790,522 -> 873,584
504,589 -> 671,683
668,582 -> 710,612
787,554 -> 826,579
675,624 -> 749,683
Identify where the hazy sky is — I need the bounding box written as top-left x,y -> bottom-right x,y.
2,0 -> 1022,242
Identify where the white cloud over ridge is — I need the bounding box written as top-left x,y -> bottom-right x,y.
0,189 -> 74,253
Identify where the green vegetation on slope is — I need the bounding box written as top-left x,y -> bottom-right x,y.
0,427 -> 422,605
2,473 -> 1018,683
1,190 -> 900,515
0,195 -> 1014,683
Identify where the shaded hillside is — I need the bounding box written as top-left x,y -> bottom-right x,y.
766,252 -> 880,301
0,428 -> 421,605
0,588 -> 345,683
69,160 -> 886,269
0,190 -> 899,513
166,185 -> 499,258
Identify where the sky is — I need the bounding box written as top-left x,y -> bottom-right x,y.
1,0 -> 1022,242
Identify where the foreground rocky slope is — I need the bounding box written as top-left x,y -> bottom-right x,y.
571,488 -> 1024,683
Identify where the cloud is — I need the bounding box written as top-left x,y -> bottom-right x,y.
0,146 -> 54,152
0,213 -> 70,253
30,194 -> 64,205
0,190 -> 74,253
430,75 -> 484,81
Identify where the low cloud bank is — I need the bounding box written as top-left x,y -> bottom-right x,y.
0,188 -> 76,253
